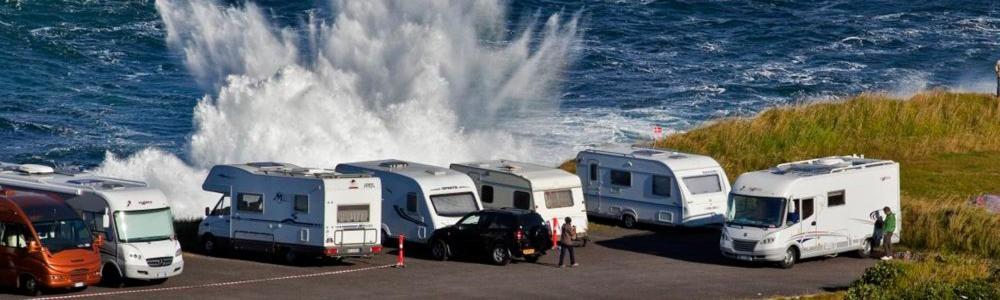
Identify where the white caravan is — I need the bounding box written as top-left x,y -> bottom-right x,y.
575,146 -> 731,228
450,160 -> 589,240
199,162 -> 382,263
0,162 -> 183,284
335,160 -> 482,244
719,155 -> 900,268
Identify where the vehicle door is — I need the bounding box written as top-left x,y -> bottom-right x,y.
450,213 -> 482,254
583,159 -> 601,213
203,195 -> 232,238
81,209 -> 116,264
0,222 -> 12,286
1,223 -> 30,285
795,197 -> 819,256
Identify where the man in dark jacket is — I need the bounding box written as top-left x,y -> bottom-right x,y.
558,217 -> 578,268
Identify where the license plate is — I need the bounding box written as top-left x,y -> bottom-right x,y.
522,248 -> 535,255
347,248 -> 360,253
73,282 -> 84,288
737,255 -> 751,260
157,272 -> 167,278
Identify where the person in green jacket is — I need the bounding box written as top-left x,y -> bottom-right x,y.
881,207 -> 896,260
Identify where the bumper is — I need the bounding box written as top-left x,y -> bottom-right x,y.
324,244 -> 382,258
44,271 -> 101,289
124,258 -> 184,280
720,245 -> 786,262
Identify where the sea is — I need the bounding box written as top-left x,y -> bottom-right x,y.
2,0 -> 999,217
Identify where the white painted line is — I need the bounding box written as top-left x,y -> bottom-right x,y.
31,264 -> 394,300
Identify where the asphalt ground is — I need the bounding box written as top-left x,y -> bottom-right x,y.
4,222 -> 875,299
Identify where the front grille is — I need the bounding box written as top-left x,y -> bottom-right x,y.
146,256 -> 173,267
70,268 -> 88,281
732,239 -> 758,252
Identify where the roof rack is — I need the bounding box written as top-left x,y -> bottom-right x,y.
585,145 -> 681,159
773,155 -> 893,175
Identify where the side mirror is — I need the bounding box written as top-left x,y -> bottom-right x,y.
102,213 -> 111,228
94,234 -> 105,248
27,241 -> 41,254
205,207 -> 211,216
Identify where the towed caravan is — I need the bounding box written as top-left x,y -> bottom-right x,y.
720,155 -> 900,268
575,146 -> 730,228
335,160 -> 482,245
199,162 -> 382,263
450,160 -> 588,241
0,163 -> 182,286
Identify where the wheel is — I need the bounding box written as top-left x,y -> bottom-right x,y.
282,248 -> 299,265
490,245 -> 511,266
202,234 -> 219,255
20,274 -> 40,296
621,214 -> 637,228
778,247 -> 797,269
101,264 -> 125,288
524,255 -> 541,263
855,238 -> 872,258
430,239 -> 450,261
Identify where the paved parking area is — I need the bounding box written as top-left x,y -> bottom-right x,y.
7,224 -> 875,299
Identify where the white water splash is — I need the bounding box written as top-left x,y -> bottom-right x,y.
96,0 -> 580,219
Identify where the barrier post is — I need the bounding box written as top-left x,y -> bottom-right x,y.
551,217 -> 559,250
395,234 -> 405,268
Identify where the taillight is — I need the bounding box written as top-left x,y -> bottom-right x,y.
324,248 -> 339,256
371,245 -> 383,254
515,228 -> 525,241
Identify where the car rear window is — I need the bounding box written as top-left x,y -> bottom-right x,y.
516,213 -> 545,227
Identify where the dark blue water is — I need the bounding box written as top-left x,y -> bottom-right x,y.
2,0 -> 1000,169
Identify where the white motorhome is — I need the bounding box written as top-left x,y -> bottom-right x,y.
199,162 -> 382,263
450,160 -> 588,240
335,160 -> 482,245
719,155 -> 900,268
575,146 -> 731,228
0,162 -> 183,285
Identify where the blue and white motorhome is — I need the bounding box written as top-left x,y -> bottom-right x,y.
575,146 -> 731,228
720,155 -> 900,268
0,163 -> 183,285
336,160 -> 482,245
199,162 -> 383,263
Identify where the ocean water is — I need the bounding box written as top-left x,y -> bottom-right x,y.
2,0 -> 999,217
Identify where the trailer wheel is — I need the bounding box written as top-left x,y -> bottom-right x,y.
430,239 -> 450,261
621,214 -> 637,228
490,244 -> 511,266
855,238 -> 872,258
282,248 -> 299,265
778,247 -> 797,269
20,274 -> 40,296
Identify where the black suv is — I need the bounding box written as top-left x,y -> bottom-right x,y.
429,208 -> 552,265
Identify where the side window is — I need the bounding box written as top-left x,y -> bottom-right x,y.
406,192 -> 418,213
801,198 -> 815,220
589,164 -> 598,181
213,195 -> 231,216
459,213 -> 480,225
610,170 -> 631,187
1,223 -> 26,249
827,191 -> 846,207
294,195 -> 309,213
786,199 -> 801,225
513,191 -> 531,209
481,185 -> 494,204
652,175 -> 671,197
237,193 -> 264,213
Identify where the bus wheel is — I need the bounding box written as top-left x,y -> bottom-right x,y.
621,214 -> 637,228
778,247 -> 797,269
202,235 -> 220,255
20,274 -> 40,296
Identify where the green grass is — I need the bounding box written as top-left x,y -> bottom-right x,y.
846,254 -> 999,300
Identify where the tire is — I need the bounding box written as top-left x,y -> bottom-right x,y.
20,274 -> 40,296
102,264 -> 125,288
524,255 -> 541,263
490,244 -> 511,266
621,214 -> 637,228
430,239 -> 450,261
855,238 -> 872,258
282,248 -> 299,265
201,234 -> 219,256
778,247 -> 797,269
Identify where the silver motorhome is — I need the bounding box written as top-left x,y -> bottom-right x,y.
575,146 -> 730,228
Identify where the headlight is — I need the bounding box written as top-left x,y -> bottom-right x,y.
176,248 -> 183,257
760,237 -> 776,244
128,252 -> 143,260
50,274 -> 68,281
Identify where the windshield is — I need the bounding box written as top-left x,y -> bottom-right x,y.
115,208 -> 175,243
727,194 -> 786,228
430,192 -> 479,217
32,219 -> 93,253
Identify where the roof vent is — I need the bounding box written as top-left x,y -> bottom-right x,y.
18,164 -> 55,175
499,164 -> 519,171
247,162 -> 286,168
817,158 -> 846,166
632,149 -> 664,157
101,183 -> 126,190
425,170 -> 446,176
379,161 -> 409,169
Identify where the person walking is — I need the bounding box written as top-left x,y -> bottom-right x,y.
558,217 -> 579,268
870,210 -> 884,252
881,207 -> 896,260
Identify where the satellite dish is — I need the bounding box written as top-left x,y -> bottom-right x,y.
18,164 -> 55,175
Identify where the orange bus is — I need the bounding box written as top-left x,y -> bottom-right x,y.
0,188 -> 103,296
